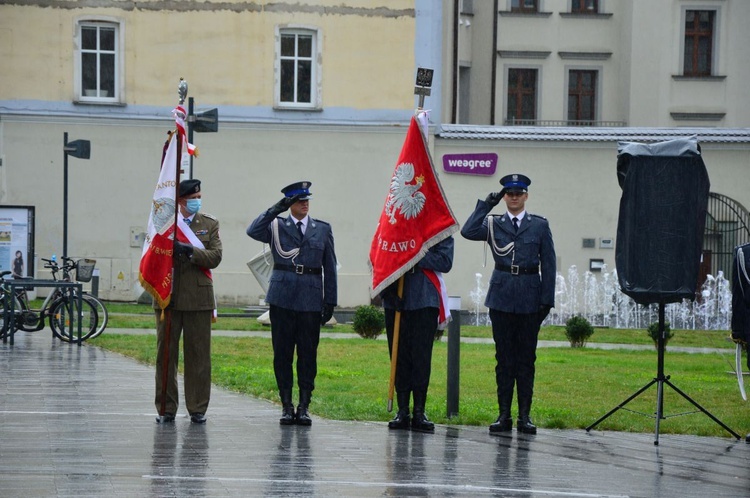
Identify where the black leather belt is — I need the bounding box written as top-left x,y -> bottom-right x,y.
274,263 -> 322,275
495,264 -> 539,275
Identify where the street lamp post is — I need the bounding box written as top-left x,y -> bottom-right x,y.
63,132 -> 91,260
186,96 -> 219,179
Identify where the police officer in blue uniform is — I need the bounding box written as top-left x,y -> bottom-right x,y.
380,236 -> 454,433
247,181 -> 337,426
461,174 -> 556,435
730,242 -> 750,443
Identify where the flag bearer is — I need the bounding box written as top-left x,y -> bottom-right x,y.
155,178 -> 222,425
380,237 -> 454,433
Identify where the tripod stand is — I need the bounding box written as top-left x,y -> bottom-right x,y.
585,302 -> 741,445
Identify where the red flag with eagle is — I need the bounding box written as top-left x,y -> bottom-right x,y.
369,111 -> 459,328
139,105 -> 196,309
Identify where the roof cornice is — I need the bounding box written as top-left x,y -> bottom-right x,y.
436,125 -> 750,144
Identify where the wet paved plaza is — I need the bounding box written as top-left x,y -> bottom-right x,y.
1,330 -> 748,497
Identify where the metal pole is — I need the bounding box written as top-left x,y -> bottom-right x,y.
386,276 -> 405,412
63,132 -> 69,260
187,96 -> 194,179
446,297 -> 461,418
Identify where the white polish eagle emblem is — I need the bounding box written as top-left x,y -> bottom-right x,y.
151,197 -> 176,233
384,162 -> 426,224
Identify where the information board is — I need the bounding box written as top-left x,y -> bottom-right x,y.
0,206 -> 35,278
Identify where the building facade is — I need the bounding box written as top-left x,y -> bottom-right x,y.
0,0 -> 748,312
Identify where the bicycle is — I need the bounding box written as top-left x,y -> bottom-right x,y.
0,256 -> 107,342
58,256 -> 109,340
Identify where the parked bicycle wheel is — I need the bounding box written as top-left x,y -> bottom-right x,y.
49,296 -> 98,342
0,295 -> 9,339
82,294 -> 108,339
0,292 -> 26,339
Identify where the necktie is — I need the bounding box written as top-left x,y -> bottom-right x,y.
512,217 -> 519,232
296,221 -> 303,236
184,218 -> 191,226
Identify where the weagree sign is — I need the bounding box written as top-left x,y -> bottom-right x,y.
442,153 -> 497,176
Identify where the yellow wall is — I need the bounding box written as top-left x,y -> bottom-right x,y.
0,1 -> 416,109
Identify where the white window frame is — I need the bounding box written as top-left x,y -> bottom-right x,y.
274,26 -> 322,110
504,65 -> 541,125
507,0 -> 541,13
678,7 -> 721,77
569,0 -> 600,14
74,17 -> 124,104
563,66 -> 602,124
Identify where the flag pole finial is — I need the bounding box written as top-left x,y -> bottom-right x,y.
178,78 -> 188,105
414,67 -> 433,110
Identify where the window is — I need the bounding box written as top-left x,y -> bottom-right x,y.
511,0 -> 538,13
571,0 -> 598,14
458,66 -> 471,124
507,68 -> 537,124
684,10 -> 714,76
276,27 -> 321,109
77,21 -> 119,102
568,70 -> 597,123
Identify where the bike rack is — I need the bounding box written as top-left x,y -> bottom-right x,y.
2,280 -> 83,346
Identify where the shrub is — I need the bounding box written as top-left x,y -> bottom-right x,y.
646,321 -> 673,348
565,315 -> 594,347
352,305 -> 385,339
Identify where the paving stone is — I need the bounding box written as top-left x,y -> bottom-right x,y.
0,330 -> 748,497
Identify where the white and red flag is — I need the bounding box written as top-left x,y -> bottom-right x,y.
139,105 -> 196,309
369,111 -> 459,328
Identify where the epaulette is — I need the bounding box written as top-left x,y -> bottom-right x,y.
201,213 -> 218,221
312,218 -> 330,226
528,213 -> 548,221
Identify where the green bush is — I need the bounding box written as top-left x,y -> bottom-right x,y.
647,321 -> 673,348
564,315 -> 594,347
352,305 -> 385,339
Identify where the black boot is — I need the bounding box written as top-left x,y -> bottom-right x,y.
489,391 -> 513,434
296,389 -> 312,426
411,390 -> 435,433
517,396 -> 537,435
388,391 -> 411,430
279,389 -> 296,425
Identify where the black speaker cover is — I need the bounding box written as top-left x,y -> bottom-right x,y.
615,136 -> 710,305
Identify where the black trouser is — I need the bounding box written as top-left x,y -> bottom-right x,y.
385,307 -> 438,393
489,309 -> 540,411
269,305 -> 321,392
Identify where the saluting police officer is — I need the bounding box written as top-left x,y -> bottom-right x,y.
246,181 -> 338,426
155,179 -> 223,425
461,174 -> 556,435
730,242 -> 750,443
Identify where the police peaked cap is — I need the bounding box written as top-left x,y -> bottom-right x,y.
281,181 -> 313,200
499,174 -> 531,192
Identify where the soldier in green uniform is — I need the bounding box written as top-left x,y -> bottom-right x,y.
155,179 -> 223,424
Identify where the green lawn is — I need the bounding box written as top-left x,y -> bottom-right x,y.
89,329 -> 749,438
95,300 -> 735,350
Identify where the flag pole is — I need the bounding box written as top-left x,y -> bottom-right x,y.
386,68 -> 435,412
386,276 -> 405,412
158,78 -> 187,419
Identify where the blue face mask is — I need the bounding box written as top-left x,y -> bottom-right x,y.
186,198 -> 202,214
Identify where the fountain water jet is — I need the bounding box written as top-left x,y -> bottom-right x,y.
468,266 -> 732,331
